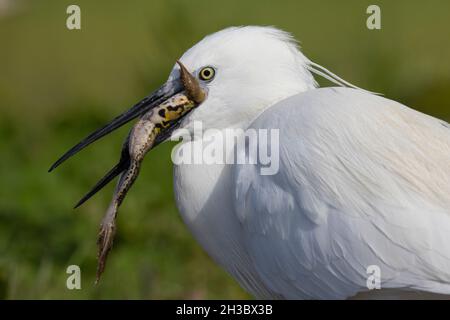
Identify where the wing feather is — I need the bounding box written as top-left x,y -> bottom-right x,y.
233,87 -> 450,299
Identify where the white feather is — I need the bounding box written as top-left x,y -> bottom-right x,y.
233,88 -> 450,298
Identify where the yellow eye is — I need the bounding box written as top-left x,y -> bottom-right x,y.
199,67 -> 215,81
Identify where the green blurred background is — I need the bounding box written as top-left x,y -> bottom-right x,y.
0,0 -> 449,299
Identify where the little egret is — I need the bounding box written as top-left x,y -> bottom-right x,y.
50,26 -> 450,299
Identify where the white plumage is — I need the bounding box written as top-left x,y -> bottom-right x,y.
171,26 -> 450,299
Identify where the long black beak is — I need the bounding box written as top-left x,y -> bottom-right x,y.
48,78 -> 183,172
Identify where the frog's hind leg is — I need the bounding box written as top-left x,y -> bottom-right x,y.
96,119 -> 158,282
95,162 -> 141,282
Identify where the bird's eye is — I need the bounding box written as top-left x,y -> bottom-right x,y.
199,67 -> 215,81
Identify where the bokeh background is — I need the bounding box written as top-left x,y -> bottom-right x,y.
0,0 -> 449,299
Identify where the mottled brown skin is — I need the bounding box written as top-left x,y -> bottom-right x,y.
47,60 -> 206,282
177,60 -> 206,103
96,93 -> 196,282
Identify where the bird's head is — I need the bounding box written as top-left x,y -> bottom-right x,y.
49,26 -> 318,172
169,26 -> 317,131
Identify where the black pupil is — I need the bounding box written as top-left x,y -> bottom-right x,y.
202,69 -> 211,78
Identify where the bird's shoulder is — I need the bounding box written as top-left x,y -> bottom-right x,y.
230,87 -> 450,298
236,87 -> 450,223
254,87 -> 449,135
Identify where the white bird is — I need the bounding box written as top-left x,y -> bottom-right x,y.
51,26 -> 450,299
